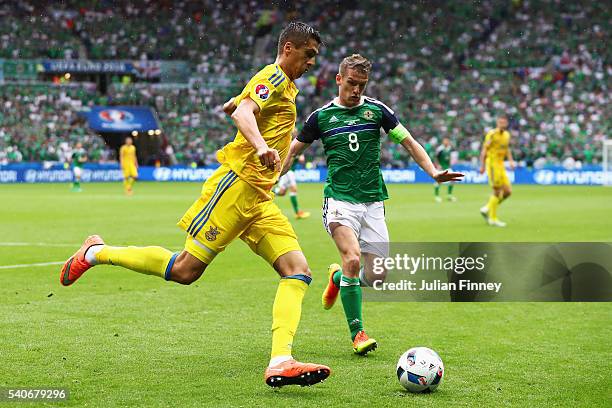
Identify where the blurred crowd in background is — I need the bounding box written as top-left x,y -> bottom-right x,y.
0,0 -> 609,167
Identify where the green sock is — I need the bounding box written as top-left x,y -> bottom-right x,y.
340,275 -> 363,340
335,268 -> 371,287
73,181 -> 80,188
332,270 -> 341,287
448,184 -> 454,195
434,184 -> 440,196
289,194 -> 299,213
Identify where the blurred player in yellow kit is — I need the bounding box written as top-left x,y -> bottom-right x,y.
120,136 -> 138,195
479,115 -> 515,227
60,22 -> 331,388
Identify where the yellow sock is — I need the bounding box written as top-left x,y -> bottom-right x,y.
128,177 -> 135,190
96,246 -> 176,279
488,195 -> 500,220
270,276 -> 310,358
123,178 -> 130,192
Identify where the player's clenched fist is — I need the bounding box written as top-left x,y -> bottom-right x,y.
257,146 -> 281,171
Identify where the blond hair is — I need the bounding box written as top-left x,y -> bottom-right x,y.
339,54 -> 372,75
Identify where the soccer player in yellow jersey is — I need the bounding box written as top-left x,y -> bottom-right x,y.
119,136 -> 138,195
60,22 -> 330,387
479,115 -> 515,227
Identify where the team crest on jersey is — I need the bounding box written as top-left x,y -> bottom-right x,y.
205,226 -> 220,242
255,84 -> 270,100
363,110 -> 374,120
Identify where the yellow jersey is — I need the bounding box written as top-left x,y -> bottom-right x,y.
217,63 -> 298,197
484,128 -> 511,163
120,144 -> 137,167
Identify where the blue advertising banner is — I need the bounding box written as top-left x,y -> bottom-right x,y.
0,164 -> 606,185
87,106 -> 159,132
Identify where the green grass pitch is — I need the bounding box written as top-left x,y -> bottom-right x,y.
0,182 -> 610,407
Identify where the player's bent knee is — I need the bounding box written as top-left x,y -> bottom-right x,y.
170,252 -> 206,285
344,256 -> 361,276
171,266 -> 202,285
273,250 -> 311,278
339,248 -> 361,264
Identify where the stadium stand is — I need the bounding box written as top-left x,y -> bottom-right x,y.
0,0 -> 608,167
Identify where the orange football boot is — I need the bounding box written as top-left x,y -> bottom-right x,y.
60,235 -> 105,286
295,210 -> 311,219
352,330 -> 378,355
322,263 -> 341,310
265,359 -> 331,387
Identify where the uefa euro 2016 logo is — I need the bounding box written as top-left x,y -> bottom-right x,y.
255,84 -> 270,100
98,109 -> 134,124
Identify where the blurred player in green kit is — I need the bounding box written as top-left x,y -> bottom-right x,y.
434,137 -> 457,202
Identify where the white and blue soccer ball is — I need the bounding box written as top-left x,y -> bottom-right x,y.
396,347 -> 444,393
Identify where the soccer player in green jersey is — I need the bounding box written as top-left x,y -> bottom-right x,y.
282,54 -> 463,354
434,137 -> 457,202
71,142 -> 87,192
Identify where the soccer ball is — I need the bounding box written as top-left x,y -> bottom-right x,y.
396,347 -> 444,393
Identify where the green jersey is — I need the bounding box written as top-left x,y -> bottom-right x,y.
436,145 -> 452,169
72,148 -> 86,168
298,97 -> 401,203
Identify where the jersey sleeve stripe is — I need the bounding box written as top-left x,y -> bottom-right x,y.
268,66 -> 281,83
268,72 -> 281,84
271,75 -> 285,87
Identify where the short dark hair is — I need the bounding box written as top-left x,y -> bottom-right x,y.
339,54 -> 372,75
277,22 -> 321,55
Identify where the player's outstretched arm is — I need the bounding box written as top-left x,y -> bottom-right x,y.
231,97 -> 280,171
281,139 -> 310,176
399,130 -> 463,183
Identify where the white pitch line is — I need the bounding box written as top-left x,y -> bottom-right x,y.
0,242 -> 79,247
0,261 -> 64,270
0,243 -> 184,251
